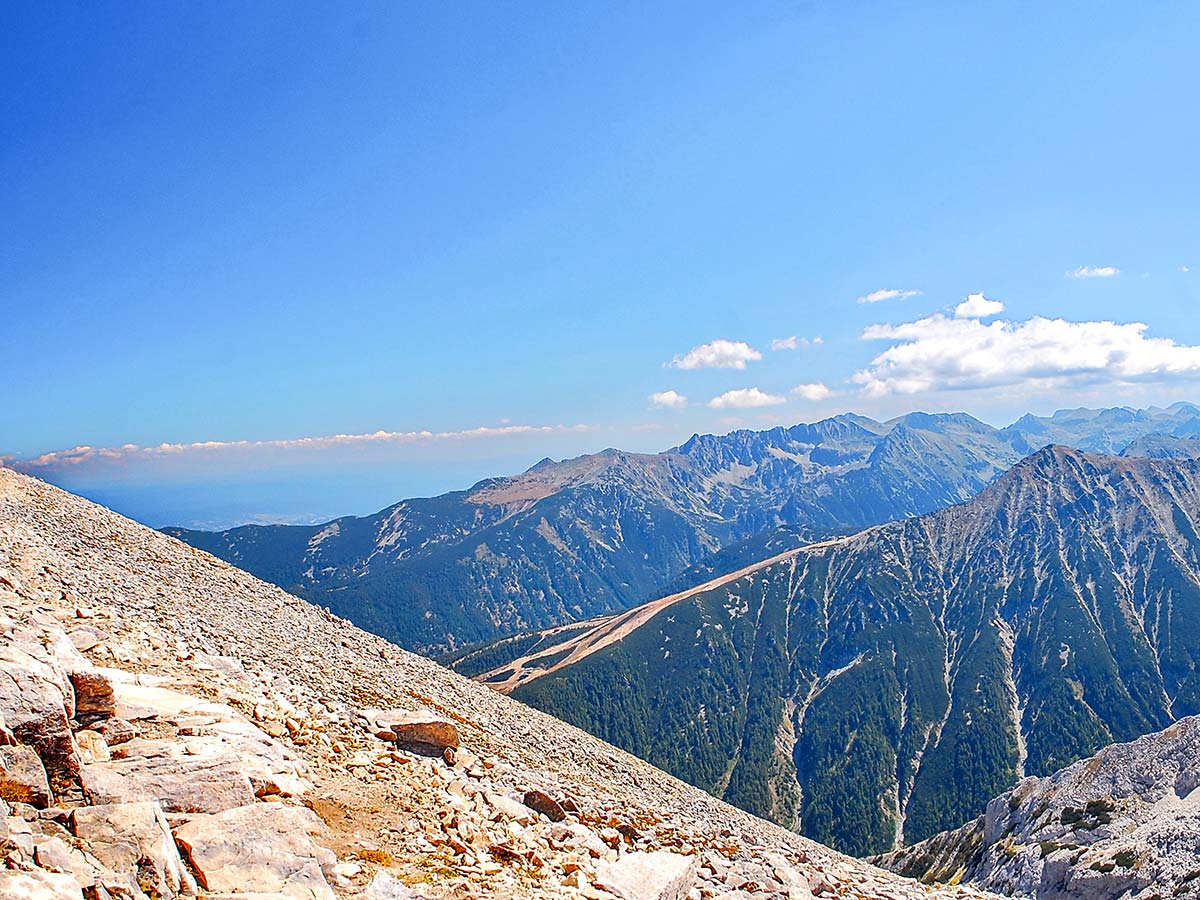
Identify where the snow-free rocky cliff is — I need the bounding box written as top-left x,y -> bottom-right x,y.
0,466 -> 994,900
875,715 -> 1200,899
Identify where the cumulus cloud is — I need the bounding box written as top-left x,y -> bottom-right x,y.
792,383 -> 832,401
858,288 -> 921,305
770,335 -> 823,351
6,423 -> 594,475
853,311 -> 1200,397
1067,265 -> 1120,279
649,390 -> 688,409
953,292 -> 1005,319
668,339 -> 762,370
708,387 -> 787,409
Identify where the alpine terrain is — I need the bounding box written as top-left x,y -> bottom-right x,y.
0,464 -> 1005,900
460,447 -> 1200,859
166,404 -> 1200,654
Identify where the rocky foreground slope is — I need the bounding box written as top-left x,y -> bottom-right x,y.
875,716 -> 1200,899
0,466 -> 995,900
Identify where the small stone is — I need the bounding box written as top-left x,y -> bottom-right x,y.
523,789 -> 567,822
89,717 -> 136,746
75,730 -> 110,764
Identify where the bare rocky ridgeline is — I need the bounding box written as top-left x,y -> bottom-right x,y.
875,717 -> 1200,898
0,467 -> 996,900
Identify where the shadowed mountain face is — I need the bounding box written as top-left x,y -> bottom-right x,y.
167,404 -> 1200,654
467,448 -> 1200,858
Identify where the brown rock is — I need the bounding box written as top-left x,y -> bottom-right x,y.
89,717 -> 137,746
523,789 -> 567,822
387,712 -> 459,756
0,744 -> 52,807
70,670 -> 116,717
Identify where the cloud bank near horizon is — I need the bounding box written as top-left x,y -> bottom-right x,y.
7,423 -> 595,478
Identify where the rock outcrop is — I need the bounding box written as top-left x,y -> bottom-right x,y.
0,464 -> 996,899
875,716 -> 1200,898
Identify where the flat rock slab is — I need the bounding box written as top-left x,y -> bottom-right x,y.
173,803 -> 336,900
81,751 -> 255,813
0,868 -> 84,900
596,851 -> 698,900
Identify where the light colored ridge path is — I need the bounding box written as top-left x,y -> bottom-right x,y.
0,466 -> 996,900
479,538 -> 852,694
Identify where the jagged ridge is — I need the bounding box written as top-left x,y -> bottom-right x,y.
468,447 -> 1200,858
165,405 -> 1200,653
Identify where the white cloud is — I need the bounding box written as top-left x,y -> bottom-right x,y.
792,382 -> 832,401
6,423 -> 595,474
1067,265 -> 1120,279
857,288 -> 921,305
1182,266 -> 1191,274
953,292 -> 1005,319
854,311 -> 1200,397
708,387 -> 787,409
649,390 -> 688,409
668,339 -> 763,370
771,335 -> 823,351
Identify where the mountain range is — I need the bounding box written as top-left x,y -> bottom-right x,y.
167,403 -> 1200,654
457,446 -> 1200,861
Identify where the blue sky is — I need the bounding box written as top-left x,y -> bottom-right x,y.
4,2 -> 1199,527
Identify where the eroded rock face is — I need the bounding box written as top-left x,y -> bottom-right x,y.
174,803 -> 336,900
70,801 -> 195,899
878,716 -> 1200,899
69,670 -> 116,718
0,653 -> 78,787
